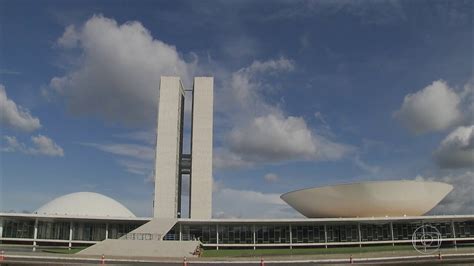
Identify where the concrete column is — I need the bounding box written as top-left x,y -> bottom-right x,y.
0,218 -> 3,239
357,223 -> 362,248
179,223 -> 182,241
390,222 -> 395,246
253,224 -> 256,250
289,224 -> 293,249
451,220 -> 457,248
33,219 -> 38,252
105,223 -> 109,240
68,221 -> 73,249
189,77 -> 214,219
324,225 -> 328,249
216,224 -> 219,250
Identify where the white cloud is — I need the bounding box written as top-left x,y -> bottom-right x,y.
30,135 -> 64,156
263,173 -> 279,182
314,111 -> 329,127
118,159 -> 152,176
57,25 -> 80,48
0,84 -> 41,132
83,141 -> 155,182
213,148 -> 254,169
394,80 -> 461,134
114,130 -> 156,145
0,69 -> 21,75
460,80 -> 474,124
226,113 -> 353,164
82,142 -> 154,161
212,185 -> 300,218
214,58 -> 351,168
49,15 -> 195,125
2,136 -> 25,152
267,1 -> 407,26
353,155 -> 380,175
434,125 -> 474,168
2,135 -> 64,157
245,57 -> 295,73
428,171 -> 474,215
216,57 -> 294,117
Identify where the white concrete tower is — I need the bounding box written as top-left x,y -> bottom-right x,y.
154,76 -> 185,218
189,77 -> 214,219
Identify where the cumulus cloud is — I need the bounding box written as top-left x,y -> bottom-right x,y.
219,57 -> 294,116
434,125 -> 474,168
2,135 -> 64,157
49,15 -> 195,125
214,58 -> 351,168
213,184 -> 300,218
394,80 -> 461,134
227,113 -> 352,163
0,84 -> 41,132
429,171 -> 474,215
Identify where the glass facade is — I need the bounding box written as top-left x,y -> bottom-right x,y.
327,224 -> 359,242
292,224 -> 325,244
72,222 -> 106,241
1,217 -> 474,248
174,220 -> 474,247
108,223 -> 141,239
37,221 -> 69,240
219,224 -> 252,244
392,222 -> 422,240
360,223 -> 391,241
256,224 -> 289,244
455,221 -> 474,238
2,219 -> 35,239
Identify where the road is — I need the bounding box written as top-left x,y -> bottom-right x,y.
2,254 -> 474,265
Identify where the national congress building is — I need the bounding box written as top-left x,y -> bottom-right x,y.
1,76 -> 473,257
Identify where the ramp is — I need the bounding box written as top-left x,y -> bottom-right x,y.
121,218 -> 177,239
79,218 -> 200,258
78,239 -> 200,258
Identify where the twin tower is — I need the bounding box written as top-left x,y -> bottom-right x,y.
153,76 -> 213,219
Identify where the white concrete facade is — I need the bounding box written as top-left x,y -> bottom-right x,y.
154,77 -> 185,219
190,77 -> 214,219
281,180 -> 453,218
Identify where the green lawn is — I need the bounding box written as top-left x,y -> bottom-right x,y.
202,245 -> 413,257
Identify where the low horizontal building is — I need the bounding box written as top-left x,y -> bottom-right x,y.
1,212 -> 473,250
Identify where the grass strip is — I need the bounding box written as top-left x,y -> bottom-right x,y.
202,245 -> 413,257
42,247 -> 85,254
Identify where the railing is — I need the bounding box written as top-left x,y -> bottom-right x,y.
118,233 -> 198,241
120,233 -> 162,240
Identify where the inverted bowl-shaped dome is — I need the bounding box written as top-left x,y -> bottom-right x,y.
281,180 -> 452,218
35,192 -> 135,218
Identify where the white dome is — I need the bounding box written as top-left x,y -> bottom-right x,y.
35,192 -> 136,218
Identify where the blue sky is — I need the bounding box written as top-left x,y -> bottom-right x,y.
1,0 -> 473,218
